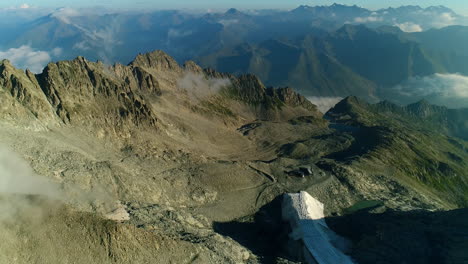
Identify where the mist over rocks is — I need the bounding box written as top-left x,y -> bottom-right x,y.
306,96 -> 343,114
386,73 -> 468,108
0,29 -> 466,262
177,72 -> 231,101
0,147 -> 60,198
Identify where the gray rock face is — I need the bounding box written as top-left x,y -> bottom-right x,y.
0,51 -> 466,264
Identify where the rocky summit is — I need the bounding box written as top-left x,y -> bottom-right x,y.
0,51 -> 467,263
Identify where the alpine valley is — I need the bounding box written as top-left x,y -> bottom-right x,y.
0,50 -> 467,263
0,3 -> 467,264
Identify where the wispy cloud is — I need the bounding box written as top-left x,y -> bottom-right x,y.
432,12 -> 457,28
59,10 -> 122,63
394,22 -> 423,32
391,73 -> 468,108
354,15 -> 383,23
0,147 -> 60,198
168,28 -> 193,38
218,19 -> 239,27
178,72 -> 231,101
50,7 -> 81,24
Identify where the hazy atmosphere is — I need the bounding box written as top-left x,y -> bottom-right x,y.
0,1 -> 467,264
1,1 -> 468,12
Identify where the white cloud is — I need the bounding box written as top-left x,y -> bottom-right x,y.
0,147 -> 60,198
73,41 -> 90,51
0,46 -> 52,73
67,16 -> 122,63
178,72 -> 231,101
51,47 -> 63,56
19,3 -> 30,9
395,22 -> 423,32
218,19 -> 239,27
167,28 -> 193,38
306,97 -> 343,114
354,16 -> 383,23
50,7 -> 81,24
432,12 -> 457,28
414,10 -> 458,28
391,73 -> 468,108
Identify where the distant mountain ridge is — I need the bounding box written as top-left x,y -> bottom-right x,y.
1,49 -> 467,263
326,96 -> 468,206
197,24 -> 440,100
328,96 -> 468,140
0,4 -> 467,109
0,3 -> 466,65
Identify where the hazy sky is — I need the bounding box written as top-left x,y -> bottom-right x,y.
2,1 -> 468,14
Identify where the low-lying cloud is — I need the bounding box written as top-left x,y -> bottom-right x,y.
432,12 -> 457,28
390,73 -> 468,108
0,146 -> 122,222
0,45 -> 54,73
307,96 -> 343,114
218,19 -> 239,27
168,28 -> 193,38
0,147 -> 60,198
178,72 -> 231,101
50,7 -> 81,24
354,15 -> 383,23
395,22 -> 423,32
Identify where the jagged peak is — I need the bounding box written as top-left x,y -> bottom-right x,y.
73,56 -> 88,62
425,5 -> 454,13
330,3 -> 362,9
236,74 -> 266,89
293,5 -> 312,11
293,3 -> 365,12
183,60 -> 203,73
0,59 -> 12,66
129,50 -> 180,71
342,95 -> 363,105
407,99 -> 439,110
405,99 -> 446,116
0,59 -> 21,74
0,59 -> 30,77
327,96 -> 368,114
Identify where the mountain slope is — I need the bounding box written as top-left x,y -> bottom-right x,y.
326,97 -> 468,206
1,4 -> 466,67
0,51 -> 467,263
198,24 -> 441,99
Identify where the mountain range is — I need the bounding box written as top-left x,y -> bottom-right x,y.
198,23 -> 468,106
0,50 -> 467,263
0,4 -> 467,109
0,4 -> 466,63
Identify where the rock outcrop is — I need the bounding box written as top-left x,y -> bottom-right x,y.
1,50 -> 320,133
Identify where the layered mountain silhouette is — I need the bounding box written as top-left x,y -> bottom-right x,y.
198,23 -> 468,102
0,5 -> 467,110
1,4 -> 467,64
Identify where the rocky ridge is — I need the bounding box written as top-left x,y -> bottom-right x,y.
0,51 -> 467,263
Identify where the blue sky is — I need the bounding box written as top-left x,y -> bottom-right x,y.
2,0 -> 468,14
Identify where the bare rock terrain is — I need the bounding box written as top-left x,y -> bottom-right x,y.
0,51 -> 466,263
